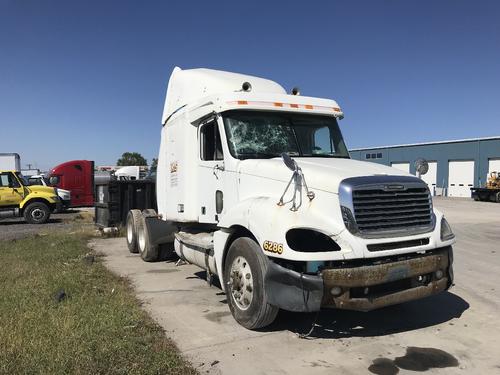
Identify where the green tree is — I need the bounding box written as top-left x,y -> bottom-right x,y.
150,158 -> 158,172
116,152 -> 147,166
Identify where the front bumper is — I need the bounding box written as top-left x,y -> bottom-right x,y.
265,247 -> 453,313
60,199 -> 71,209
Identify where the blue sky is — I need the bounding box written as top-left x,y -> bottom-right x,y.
1,0 -> 499,170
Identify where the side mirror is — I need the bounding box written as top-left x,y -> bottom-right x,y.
281,153 -> 298,172
415,158 -> 429,176
9,180 -> 21,188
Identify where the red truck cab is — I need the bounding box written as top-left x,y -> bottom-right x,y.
48,160 -> 94,207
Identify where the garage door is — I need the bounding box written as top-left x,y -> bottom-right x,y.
488,159 -> 500,175
420,161 -> 437,194
391,162 -> 410,173
448,160 -> 474,197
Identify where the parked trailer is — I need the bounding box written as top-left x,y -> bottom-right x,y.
125,67 -> 456,330
0,153 -> 21,172
95,179 -> 156,228
471,187 -> 500,202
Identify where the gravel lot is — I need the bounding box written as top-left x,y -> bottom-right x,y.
89,198 -> 500,373
0,208 -> 94,241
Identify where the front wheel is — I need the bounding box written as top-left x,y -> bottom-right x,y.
224,237 -> 278,330
23,202 -> 51,224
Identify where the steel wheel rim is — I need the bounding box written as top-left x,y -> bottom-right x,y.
138,226 -> 146,253
32,208 -> 45,220
229,255 -> 254,310
127,220 -> 134,243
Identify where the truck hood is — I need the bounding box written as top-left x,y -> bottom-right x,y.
28,185 -> 57,195
237,157 -> 411,193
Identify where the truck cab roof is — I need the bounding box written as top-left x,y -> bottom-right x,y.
162,68 -> 344,125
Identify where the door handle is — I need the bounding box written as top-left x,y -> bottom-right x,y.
213,163 -> 225,179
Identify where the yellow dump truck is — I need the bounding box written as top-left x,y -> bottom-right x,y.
0,170 -> 61,224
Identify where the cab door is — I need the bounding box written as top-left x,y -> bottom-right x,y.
197,118 -> 225,224
0,172 -> 25,207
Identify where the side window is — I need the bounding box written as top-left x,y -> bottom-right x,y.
0,173 -> 20,188
200,121 -> 223,161
313,127 -> 333,154
49,176 -> 60,185
0,173 -> 9,187
28,178 -> 42,186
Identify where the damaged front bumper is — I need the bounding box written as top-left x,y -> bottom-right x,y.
264,247 -> 453,313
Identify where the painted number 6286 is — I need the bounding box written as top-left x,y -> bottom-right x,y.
263,240 -> 283,254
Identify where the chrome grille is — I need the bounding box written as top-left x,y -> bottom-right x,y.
339,176 -> 435,238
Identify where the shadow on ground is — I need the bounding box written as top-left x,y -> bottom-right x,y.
188,269 -> 469,338
0,218 -> 63,226
268,291 -> 469,339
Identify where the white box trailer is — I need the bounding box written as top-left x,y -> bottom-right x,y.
0,153 -> 21,172
125,67 -> 456,329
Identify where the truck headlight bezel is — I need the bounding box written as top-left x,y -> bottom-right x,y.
440,217 -> 455,241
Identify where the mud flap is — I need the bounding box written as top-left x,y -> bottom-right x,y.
143,216 -> 176,246
264,261 -> 323,312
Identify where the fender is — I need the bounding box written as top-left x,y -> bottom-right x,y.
215,193 -> 347,290
20,194 -> 59,209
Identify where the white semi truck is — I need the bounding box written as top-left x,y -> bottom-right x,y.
126,68 -> 455,329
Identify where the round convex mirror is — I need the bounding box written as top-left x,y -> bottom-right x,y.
415,158 -> 429,175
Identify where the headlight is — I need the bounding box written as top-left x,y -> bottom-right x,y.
341,206 -> 358,234
440,217 -> 455,241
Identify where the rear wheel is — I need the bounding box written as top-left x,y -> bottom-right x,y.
224,237 -> 278,330
137,212 -> 159,262
495,192 -> 500,203
24,202 -> 51,224
126,210 -> 142,253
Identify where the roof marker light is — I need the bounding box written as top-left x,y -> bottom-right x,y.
226,100 -> 343,116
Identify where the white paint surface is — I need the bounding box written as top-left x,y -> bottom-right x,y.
488,159 -> 500,177
448,160 -> 474,197
420,161 -> 437,194
391,162 -> 410,173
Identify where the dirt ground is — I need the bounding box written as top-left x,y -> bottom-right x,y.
0,208 -> 94,241
91,197 -> 500,375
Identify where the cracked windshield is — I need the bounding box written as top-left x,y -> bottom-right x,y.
223,111 -> 349,159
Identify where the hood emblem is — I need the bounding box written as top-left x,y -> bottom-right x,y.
384,184 -> 405,191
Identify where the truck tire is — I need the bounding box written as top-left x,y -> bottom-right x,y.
496,192 -> 500,203
224,237 -> 279,330
126,210 -> 142,253
137,215 -> 159,262
23,202 -> 51,224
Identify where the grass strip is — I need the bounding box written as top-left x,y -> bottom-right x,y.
0,230 -> 197,374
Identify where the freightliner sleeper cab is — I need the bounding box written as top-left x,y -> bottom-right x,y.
125,68 -> 455,329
